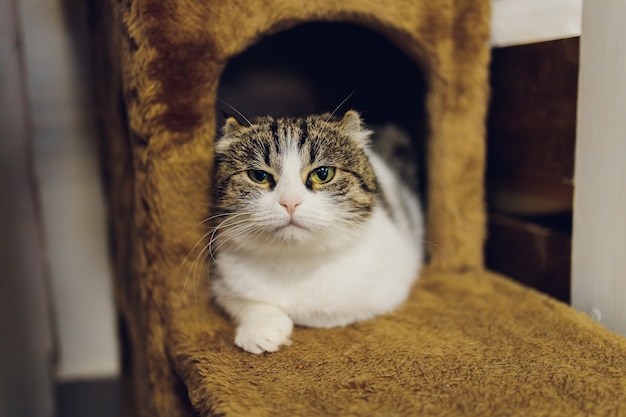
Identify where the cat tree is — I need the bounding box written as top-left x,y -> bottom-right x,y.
91,0 -> 626,416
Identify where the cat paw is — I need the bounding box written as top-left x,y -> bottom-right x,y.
235,311 -> 293,354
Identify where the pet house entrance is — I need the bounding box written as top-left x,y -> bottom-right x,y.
217,22 -> 428,194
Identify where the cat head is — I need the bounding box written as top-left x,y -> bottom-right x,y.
212,110 -> 379,255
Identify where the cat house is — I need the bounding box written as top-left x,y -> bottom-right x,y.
90,0 -> 626,416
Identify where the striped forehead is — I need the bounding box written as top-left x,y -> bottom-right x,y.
262,118 -> 311,172
270,118 -> 308,151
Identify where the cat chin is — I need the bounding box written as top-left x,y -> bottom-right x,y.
266,229 -> 333,252
230,226 -> 355,257
273,222 -> 315,240
274,221 -> 308,233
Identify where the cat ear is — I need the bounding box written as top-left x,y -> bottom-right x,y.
341,110 -> 372,147
341,110 -> 362,131
222,117 -> 243,136
215,117 -> 243,153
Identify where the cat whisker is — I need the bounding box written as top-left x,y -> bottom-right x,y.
318,89 -> 357,139
218,99 -> 253,126
218,99 -> 264,143
181,212 -> 254,294
208,223 -> 264,259
218,227 -> 265,256
180,230 -> 215,294
206,215 -> 256,260
207,217 -> 257,246
189,211 -> 253,232
187,245 -> 208,297
326,89 -> 357,122
184,225 -> 240,297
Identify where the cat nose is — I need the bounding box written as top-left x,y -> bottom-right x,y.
279,199 -> 302,215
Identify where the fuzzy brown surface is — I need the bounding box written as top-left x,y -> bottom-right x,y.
169,269 -> 626,416
90,0 -> 626,416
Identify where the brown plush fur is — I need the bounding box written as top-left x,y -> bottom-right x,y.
169,270 -> 626,416
90,0 -> 626,416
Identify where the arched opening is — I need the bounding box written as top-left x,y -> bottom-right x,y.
217,22 -> 428,197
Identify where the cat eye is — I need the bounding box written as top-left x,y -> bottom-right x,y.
248,169 -> 273,185
309,167 -> 336,185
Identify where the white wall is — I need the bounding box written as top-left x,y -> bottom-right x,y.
491,0 -> 582,47
17,0 -> 120,380
572,0 -> 626,336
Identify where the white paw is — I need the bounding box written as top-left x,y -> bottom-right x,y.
235,311 -> 293,354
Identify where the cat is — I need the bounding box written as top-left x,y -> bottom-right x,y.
210,110 -> 424,354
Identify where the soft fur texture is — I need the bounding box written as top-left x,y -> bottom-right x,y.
90,0 -> 626,416
211,112 -> 423,353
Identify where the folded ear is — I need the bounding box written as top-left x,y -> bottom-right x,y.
215,117 -> 244,153
341,110 -> 362,131
222,117 -> 243,136
341,110 -> 371,147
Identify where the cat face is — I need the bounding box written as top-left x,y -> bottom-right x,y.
213,111 -> 379,255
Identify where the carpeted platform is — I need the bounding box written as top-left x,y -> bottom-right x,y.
169,269 -> 626,416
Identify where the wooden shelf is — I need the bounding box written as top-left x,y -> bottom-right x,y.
485,38 -> 579,302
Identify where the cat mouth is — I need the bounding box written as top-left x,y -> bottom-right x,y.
276,220 -> 307,231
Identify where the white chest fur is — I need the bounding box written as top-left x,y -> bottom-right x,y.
214,205 -> 422,329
